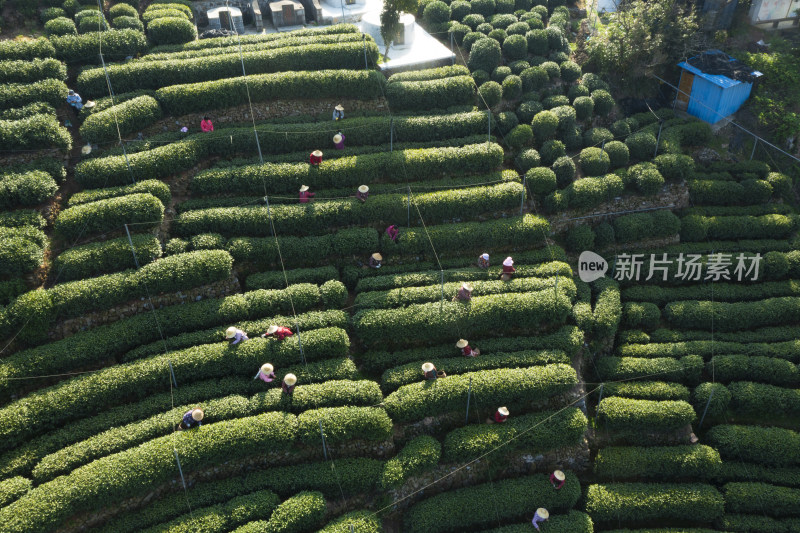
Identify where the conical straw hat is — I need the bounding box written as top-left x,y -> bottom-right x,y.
554,470 -> 565,481
462,282 -> 473,291
503,257 -> 514,266
311,150 -> 322,157
536,508 -> 549,519
261,363 -> 274,374
358,185 -> 369,193
266,325 -> 278,335
225,326 -> 237,339
284,373 -> 297,386
498,406 -> 509,416
81,144 -> 92,155
335,104 -> 344,111
456,339 -> 468,349
422,362 -> 435,372
371,253 -> 382,261
191,409 -> 204,421
333,134 -> 342,144
299,185 -> 310,192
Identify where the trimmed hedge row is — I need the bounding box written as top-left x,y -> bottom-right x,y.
68,179 -> 171,207
0,58 -> 66,84
232,491 -> 326,533
33,380 -> 382,482
54,192 -> 164,240
680,214 -> 796,242
595,355 -> 703,385
544,174 -> 624,212
0,78 -> 66,109
356,275 -> 574,311
77,42 -> 381,95
0,226 -> 46,276
386,76 -> 476,111
79,95 -> 163,144
404,474 -> 581,533
0,476 -> 31,507
246,266 -> 339,291
100,458 -> 381,533
724,482 -> 800,518
191,142 -> 504,196
664,297 -> 800,333
601,381 -> 690,402
0,286 -> 338,395
381,349 -> 570,392
717,514 -> 800,532
318,511 -> 382,533
0,102 -> 57,120
174,182 -> 523,237
298,406 -> 393,445
388,65 -> 470,82
710,355 -> 799,386
617,339 -> 800,363
390,213 -> 550,256
479,512 -> 594,532
0,170 -> 58,209
0,114 -> 72,151
593,445 -> 721,481
0,413 -> 298,533
585,483 -> 724,524
385,364 -> 577,422
688,178 -> 774,206
0,38 -> 55,60
623,281 -> 800,307
596,397 -> 696,434
442,407 -> 587,462
728,381 -> 800,416
354,260 -> 570,293
139,489 -> 280,533
381,435 -> 441,489
363,325 -> 582,373
50,29 -> 149,63
707,425 -> 800,466
0,328 -> 350,450
52,233 -> 162,281
353,287 -> 571,346
1,250 -> 232,339
715,462 -> 800,489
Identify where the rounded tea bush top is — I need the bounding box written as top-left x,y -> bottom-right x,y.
591,89 -> 615,116
476,22 -> 493,34
462,31 -> 485,51
502,34 -> 527,61
603,140 -> 630,168
470,0 -> 495,17
471,69 -> 490,86
540,61 -> 560,80
507,59 -> 530,74
450,0 -> 471,21
488,28 -> 507,44
478,80 -> 502,108
423,1 -> 451,25
492,65 -> 512,83
579,147 -> 611,177
551,155 -> 575,187
527,167 -> 557,195
540,139 -> 566,166
506,21 -> 530,35
531,110 -> 558,140
572,96 -> 594,121
468,37 -> 502,73
515,148 -> 541,172
462,13 -> 485,29
520,66 -> 548,92
559,60 -> 581,82
502,74 -> 522,100
516,99 -> 543,123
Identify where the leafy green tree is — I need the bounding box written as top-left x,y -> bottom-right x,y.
586,0 -> 700,95
381,0 -> 419,58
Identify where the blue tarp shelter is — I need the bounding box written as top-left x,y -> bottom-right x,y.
676,50 -> 763,124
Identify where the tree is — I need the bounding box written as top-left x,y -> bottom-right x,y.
585,0 -> 701,95
381,0 -> 419,58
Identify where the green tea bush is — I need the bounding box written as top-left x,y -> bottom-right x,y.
68,179 -> 170,206
728,381 -> 800,417
583,126 -> 613,147
600,141 -> 627,170
53,234 -> 162,281
594,445 -> 722,480
570,95 -> 593,121
710,355 -> 799,386
112,16 -> 144,30
109,3 -> 138,18
596,355 -> 702,385
584,483 -> 724,524
387,76 -> 475,111
79,95 -> 162,143
654,153 -> 694,181
0,78 -> 67,110
502,74 -> 523,99
507,124 -> 533,150
78,42 -> 379,95
468,37 -> 501,73
717,514 -> 800,532
525,28 -> 548,55
318,511 -> 382,533
613,210 -> 680,243
531,109 -> 558,140
297,406 -> 392,444
625,131 -> 658,161
380,436 -> 441,489
596,397 -> 696,433
506,21 -> 530,35
443,407 -> 586,461
488,28 -> 507,44
515,99 -> 543,123
602,381 -> 690,402
495,110 -> 520,135
542,94 -> 569,109
723,482 -> 800,518
0,476 -> 31,507
664,296 -> 800,332
706,425 -> 800,466
540,139 -> 565,165
451,0 -> 471,20
77,14 -> 108,33
579,147 -> 610,176
0,114 -> 71,151
478,80 -> 502,107
565,224 -> 594,252
520,65 -> 548,91
551,155 -> 575,187
680,214 -> 795,242
562,174 -> 625,210
462,12 -> 486,28
0,171 -> 58,209
404,474 -> 580,533
559,60 -> 581,82
515,148 -> 540,171
502,33 -> 527,60
0,102 -> 57,120
142,8 -> 189,23
54,193 -> 164,240
51,29 -> 148,63
423,0 -> 451,24
0,58 -> 66,84
0,38 -> 56,60
384,364 -> 576,422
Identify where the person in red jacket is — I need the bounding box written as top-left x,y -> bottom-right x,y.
262,325 -> 293,340
550,470 -> 565,490
298,185 -> 315,203
500,256 -> 516,281
456,338 -> 480,357
282,373 -> 297,395
453,282 -> 473,302
309,149 -> 323,166
356,184 -> 369,203
487,406 -> 509,424
200,116 -> 214,132
422,362 -> 446,380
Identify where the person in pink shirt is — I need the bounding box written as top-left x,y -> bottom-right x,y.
200,116 -> 214,132
298,185 -> 315,203
386,225 -> 399,242
254,363 -> 276,383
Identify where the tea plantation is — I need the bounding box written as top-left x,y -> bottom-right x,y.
0,0 -> 798,531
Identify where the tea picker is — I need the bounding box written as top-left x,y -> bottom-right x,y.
254,363 -> 276,383
550,470 -> 565,490
226,326 -> 248,345
456,339 -> 480,357
178,407 -> 204,430
422,362 -> 446,380
531,508 -> 549,530
262,325 -> 293,340
282,373 -> 297,395
453,282 -> 473,302
487,406 -> 509,424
